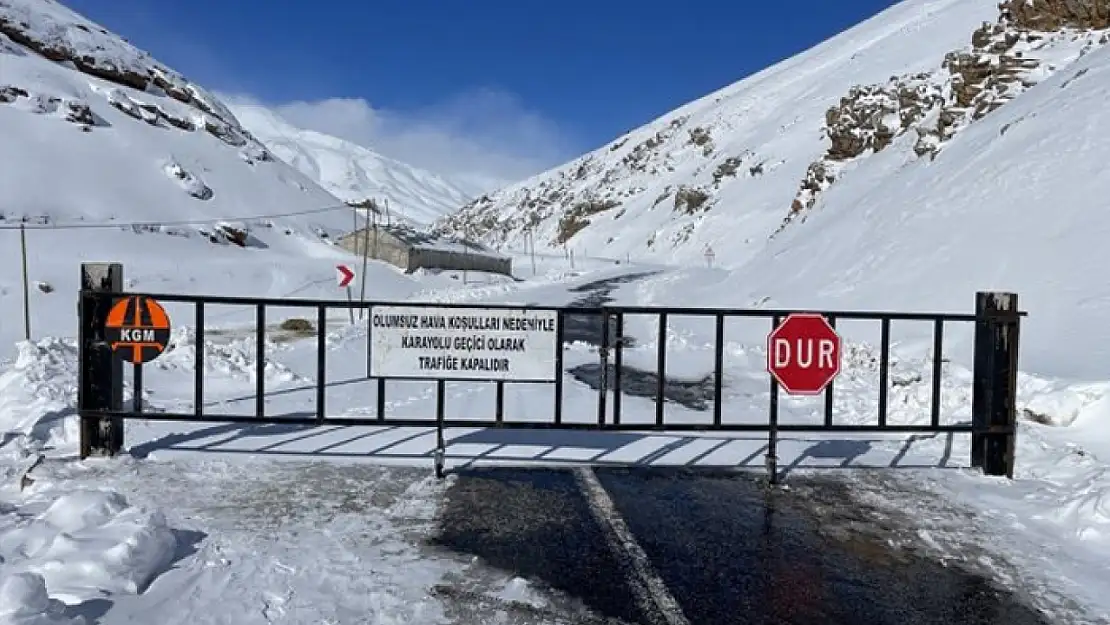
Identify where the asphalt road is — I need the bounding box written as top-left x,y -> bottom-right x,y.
431,466 -> 1055,625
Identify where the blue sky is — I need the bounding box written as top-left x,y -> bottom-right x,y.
63,0 -> 899,188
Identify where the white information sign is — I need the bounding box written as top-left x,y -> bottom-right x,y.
369,305 -> 559,381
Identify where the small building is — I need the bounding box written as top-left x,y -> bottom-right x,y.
337,224 -> 512,277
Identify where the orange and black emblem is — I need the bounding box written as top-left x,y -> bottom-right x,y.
105,295 -> 172,364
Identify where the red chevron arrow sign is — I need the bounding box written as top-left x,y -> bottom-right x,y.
336,264 -> 355,288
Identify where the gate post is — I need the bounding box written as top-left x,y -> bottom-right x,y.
78,263 -> 124,459
971,292 -> 1020,478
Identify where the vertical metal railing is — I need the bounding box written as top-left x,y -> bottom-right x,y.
877,318 -> 890,428
194,302 -> 205,417
930,318 -> 944,429
655,313 -> 667,427
315,304 -> 327,424
254,304 -> 265,418
712,313 -> 725,428
823,316 -> 836,427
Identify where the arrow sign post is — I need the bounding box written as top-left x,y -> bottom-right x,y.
337,264 -> 356,323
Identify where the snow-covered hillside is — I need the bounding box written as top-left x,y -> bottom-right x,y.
436,0 -> 1110,380
228,102 -> 474,227
0,0 -> 439,348
437,0 -> 1107,265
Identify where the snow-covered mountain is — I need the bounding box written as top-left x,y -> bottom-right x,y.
436,0 -> 1110,379
227,102 -> 474,227
0,0 -> 436,348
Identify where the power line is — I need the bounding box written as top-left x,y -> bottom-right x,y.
0,202 -> 354,231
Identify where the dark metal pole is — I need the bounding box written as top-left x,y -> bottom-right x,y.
597,310 -> 610,426
975,292 -> 1021,478
194,302 -> 205,417
78,263 -> 123,458
434,379 -> 446,478
316,304 -> 327,425
767,315 -> 781,485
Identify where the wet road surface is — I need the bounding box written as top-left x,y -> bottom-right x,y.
431,466 -> 1056,625
562,273 -> 718,412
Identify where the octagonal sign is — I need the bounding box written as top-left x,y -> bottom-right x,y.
767,313 -> 841,395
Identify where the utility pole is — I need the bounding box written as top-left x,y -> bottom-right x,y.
20,223 -> 31,341
358,199 -> 372,320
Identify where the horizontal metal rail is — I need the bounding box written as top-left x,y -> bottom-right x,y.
77,410 -> 988,433
78,289 -> 1028,321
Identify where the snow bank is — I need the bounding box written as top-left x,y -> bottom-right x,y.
0,339 -> 79,453
154,327 -> 305,384
0,573 -> 82,625
0,488 -> 177,620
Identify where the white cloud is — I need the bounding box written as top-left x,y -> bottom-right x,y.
220,88 -> 581,194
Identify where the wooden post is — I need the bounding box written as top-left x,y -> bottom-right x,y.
78,262 -> 124,458
972,292 -> 1020,478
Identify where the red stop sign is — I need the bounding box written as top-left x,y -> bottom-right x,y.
767,313 -> 841,395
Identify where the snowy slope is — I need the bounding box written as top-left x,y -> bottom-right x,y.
228,102 -> 474,227
437,0 -> 1110,381
636,39 -> 1110,379
436,0 -> 999,261
0,0 -> 438,349
437,0 -> 1108,272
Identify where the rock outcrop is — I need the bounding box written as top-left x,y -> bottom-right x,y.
782,0 -> 1110,230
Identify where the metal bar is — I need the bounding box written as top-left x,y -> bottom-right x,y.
316,305 -> 327,425
78,264 -> 123,459
824,315 -> 836,427
713,313 -> 724,427
435,379 -> 446,478
603,306 -> 983,322
598,311 -> 610,427
878,318 -> 890,428
931,318 -> 944,429
96,290 -> 1012,322
656,312 -> 667,427
194,301 -> 204,417
132,363 -> 143,414
554,311 -> 565,426
768,315 -> 781,485
613,313 -> 623,426
979,292 -> 1020,478
495,381 -> 505,425
377,378 -> 386,421
103,290 -> 572,311
78,409 -> 980,432
255,304 -> 265,418
366,306 -> 373,379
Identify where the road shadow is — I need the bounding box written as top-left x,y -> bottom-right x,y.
126,420 -> 966,480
